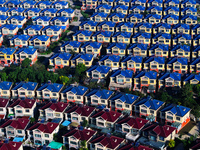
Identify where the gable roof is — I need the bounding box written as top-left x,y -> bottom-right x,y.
12,81 -> 37,91
144,56 -> 165,64
15,48 -> 37,55
8,7 -> 25,13
164,6 -> 179,12
91,12 -> 108,18
145,14 -> 161,19
33,16 -> 51,21
116,22 -> 134,28
0,118 -> 29,129
57,8 -> 74,14
81,41 -> 102,49
8,99 -> 36,108
107,43 -> 127,49
0,24 -> 18,30
182,0 -> 196,4
126,13 -> 143,19
183,73 -> 200,82
133,32 -> 151,39
24,25 -> 43,31
135,22 -> 152,28
127,43 -> 148,50
96,4 -> 112,9
80,21 -> 99,27
110,69 -> 133,78
134,71 -> 157,79
0,48 -> 15,55
71,53 -> 93,61
121,55 -> 143,63
99,55 -> 121,62
42,25 -> 61,31
113,5 -> 129,10
0,142 -> 22,150
97,21 -> 116,27
62,85 -> 88,95
41,8 -> 58,14
153,33 -> 171,39
36,1 -> 53,6
8,15 -> 25,21
37,83 -> 63,92
49,53 -> 72,60
167,57 -> 188,65
110,93 -> 139,104
154,23 -> 171,29
149,44 -> 169,51
0,98 -> 9,107
181,15 -> 197,20
147,6 -> 163,11
0,81 -> 12,90
51,16 -> 69,22
190,58 -> 200,65
87,65 -> 111,74
29,35 -> 50,42
159,72 -> 181,81
162,14 -> 179,20
113,32 -> 132,38
40,102 -> 68,112
108,12 -> 126,18
0,7 -> 9,13
181,7 -> 197,12
0,15 -> 9,20
171,45 -> 190,52
73,30 -> 93,36
61,41 -> 81,48
130,5 -> 145,11
65,105 -> 95,116
11,35 -> 30,41
25,8 -> 42,13
86,89 -> 113,99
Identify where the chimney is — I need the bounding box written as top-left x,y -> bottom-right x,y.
140,120 -> 142,123
51,124 -> 53,127
87,132 -> 90,135
13,143 -> 16,147
114,139 -> 117,142
61,104 -> 64,107
157,102 -> 159,105
167,127 -> 169,130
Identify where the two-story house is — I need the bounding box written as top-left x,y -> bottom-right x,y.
33,16 -> 52,27
97,21 -> 116,32
7,15 -> 27,28
172,24 -> 190,35
99,55 -> 121,70
112,32 -> 132,44
86,65 -> 111,79
80,42 -> 102,57
143,56 -> 165,72
116,22 -> 134,33
73,30 -> 93,42
23,25 -> 43,36
10,35 -> 30,48
149,44 -> 169,57
170,45 -> 190,60
0,48 -> 16,67
70,54 -> 94,68
183,73 -> 200,85
173,34 -> 192,45
60,41 -> 82,53
190,58 -> 200,73
0,81 -> 12,98
121,56 -> 143,72
90,12 -> 109,22
0,24 -> 19,36
106,43 -> 127,56
79,21 -> 98,32
126,13 -> 143,24
153,23 -> 171,34
24,8 -> 42,19
132,33 -> 151,45
0,98 -> 9,119
50,16 -> 69,30
127,43 -> 148,57
134,22 -> 153,34
152,33 -> 171,46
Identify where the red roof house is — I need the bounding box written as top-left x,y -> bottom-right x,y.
0,141 -> 23,150
0,98 -> 9,119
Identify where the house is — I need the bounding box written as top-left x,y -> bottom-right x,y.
181,7 -> 197,16
7,15 -> 27,28
99,55 -> 121,70
173,34 -> 192,45
97,21 -> 116,32
0,48 -> 16,66
70,53 -> 94,68
7,99 -> 36,118
20,1 -> 37,9
107,43 -> 127,56
41,8 -> 58,17
163,6 -> 179,16
143,56 -> 165,72
172,24 -> 190,35
116,22 -> 134,33
63,129 -> 96,149
0,1 -> 7,8
85,89 -> 114,106
0,81 -> 12,98
0,24 -> 18,36
147,0 -> 163,7
89,135 -> 125,150
132,33 -> 151,45
0,35 -> 3,47
112,32 -> 132,44
98,0 -> 115,6
39,102 -> 68,122
29,35 -> 51,50
144,14 -> 162,24
0,15 -> 9,26
90,12 -> 109,22
0,118 -> 29,139
60,85 -> 88,103
86,65 -> 111,79
49,53 -> 72,70
126,13 -> 143,24
24,8 -> 42,19
131,0 -> 146,7
164,0 -> 180,8
0,142 -> 23,150
108,13 -> 126,23
134,22 -> 153,34
193,34 -> 200,46
152,33 -> 171,45
33,16 -> 52,27
96,4 -> 112,14
121,56 -> 143,72
158,72 -> 182,89
60,41 -> 81,53
23,25 -> 43,36
146,6 -> 163,16
27,122 -> 59,145
190,58 -> 200,73
180,15 -> 197,25
160,104 -> 191,132
0,7 -> 10,16
134,97 -> 165,121
57,8 -> 75,20
36,1 -> 53,9
183,73 -> 200,85
129,6 -> 145,14
51,1 -> 69,9
113,5 -> 129,15
5,1 -> 21,8
10,35 -> 30,48
133,71 -> 157,93
162,15 -> 179,25
80,42 -> 102,57
64,105 -> 95,124
153,23 -> 171,34
109,69 -> 133,90
149,44 -> 169,57
11,81 -> 38,99
92,31 -> 113,43
90,111 -> 122,128
15,48 -> 38,65
127,43 -> 148,57
181,0 -> 196,8
8,8 -> 26,17
79,21 -> 98,32
0,98 -> 9,119
192,45 -> 200,58
42,25 -> 62,39
50,17 -> 69,30
166,57 -> 188,74
119,144 -> 153,150
73,30 -> 93,42
170,45 -> 190,60
36,83 -> 63,100
114,0 -> 131,6
110,93 -> 139,114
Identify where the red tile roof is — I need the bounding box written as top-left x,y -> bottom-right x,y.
91,111 -> 121,122
27,122 -> 59,134
8,99 -> 36,108
40,102 -> 68,112
65,106 -> 95,117
0,98 -> 9,107
190,139 -> 200,149
117,116 -> 149,130
0,118 -> 29,129
63,129 -> 96,141
119,144 -> 153,150
0,115 -> 5,119
90,135 -> 124,149
0,142 -> 22,150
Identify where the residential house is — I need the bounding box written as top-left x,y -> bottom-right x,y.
0,118 -> 29,139
180,15 -> 197,25
11,81 -> 38,99
112,32 -> 132,44
60,41 -> 81,53
181,0 -> 196,8
106,43 -> 127,56
82,0 -> 99,9
8,8 -> 26,17
51,1 -> 69,9
20,1 -> 37,9
92,31 -> 112,43
29,35 -> 51,50
183,73 -> 200,85
5,1 -> 21,8
152,33 -> 171,45
15,48 -> 38,65
116,22 -> 134,33
24,8 -> 42,19
108,13 -> 126,23
170,45 -> 190,60
85,89 -> 114,106
131,0 -> 146,7
7,15 -> 27,28
36,1 -> 53,9
134,23 -> 153,34
0,98 -> 9,119
109,69 -> 133,90
23,25 -> 43,36
97,21 -> 116,32
132,33 -> 151,45
173,34 -> 192,45
41,8 -> 58,17
57,9 -> 75,20
127,43 -> 148,57
190,58 -> 200,73
133,71 -> 157,93
96,4 -> 112,14
162,15 -> 179,25
0,1 -> 7,8
98,0 -> 115,6
0,142 -> 23,150
79,21 -> 98,32
146,6 -> 163,16
193,34 -> 200,46
172,24 -> 190,35
164,0 -> 180,8
7,99 -> 36,118
158,72 -> 182,89
90,12 -> 109,22
33,16 -> 52,27
163,6 -> 180,16
181,7 -> 197,16
147,0 -> 163,7
99,55 -> 121,70
149,44 -> 169,57
50,17 -> 69,30
113,5 -> 129,15
73,30 -> 93,42
0,35 -> 4,46
27,122 -> 59,145
144,14 -> 162,24
36,83 -> 63,100
126,13 -> 143,24
42,25 -> 62,40
192,45 -> 200,58
10,35 -> 30,48
166,57 -> 188,74
0,15 -> 9,26
49,53 -> 72,70
0,82 -> 12,98
0,24 -> 18,36
143,56 -> 165,72
60,85 -> 88,103
86,65 -> 111,79
153,23 -> 171,34
160,104 -> 191,132
114,0 -> 131,6
39,102 -> 68,122
70,53 -> 94,68
129,5 -> 145,14
121,56 -> 143,72
0,7 -> 9,16
0,48 -> 16,66
80,42 -> 102,57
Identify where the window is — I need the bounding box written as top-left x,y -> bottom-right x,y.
150,110 -> 154,114
176,117 -> 180,121
0,108 -> 3,111
25,109 -> 29,113
101,100 -> 105,103
72,117 -> 78,120
167,116 -> 173,120
53,93 -> 57,96
125,104 -> 129,108
124,128 -> 129,132
17,130 -> 22,134
77,96 -> 81,99
70,141 -> 77,145
117,104 -> 122,108
35,134 -> 41,138
159,136 -> 164,141
16,110 -> 22,113
45,134 -> 49,138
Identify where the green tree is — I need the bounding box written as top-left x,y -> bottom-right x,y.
30,117 -> 35,124
21,58 -> 32,68
75,63 -> 86,75
82,120 -> 88,127
0,72 -> 7,81
168,139 -> 175,148
79,140 -> 88,150
59,76 -> 69,85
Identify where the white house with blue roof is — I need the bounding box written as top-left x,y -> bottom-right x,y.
144,14 -> 162,24
57,9 -> 75,20
131,0 -> 146,6
33,16 -> 52,27
29,35 -> 51,50
10,35 -> 31,48
164,0 -> 179,8
108,13 -> 126,23
181,0 -> 197,8
8,7 -> 26,17
5,1 -> 21,8
115,0 -> 132,6
134,96 -> 165,121
181,7 -> 197,16
41,8 -> 58,18
61,85 -> 89,103
147,0 -> 163,7
51,1 -> 69,9
143,56 -> 165,72
113,5 -> 129,15
92,31 -> 113,43
0,81 -> 13,98
7,15 -> 27,28
42,25 -> 62,39
146,6 -> 163,16
60,41 -> 82,53
149,44 -> 169,58
132,33 -> 151,45
11,81 -> 38,99
170,45 -> 190,60
110,92 -> 139,114
97,21 -> 116,32
50,17 -> 69,30
79,21 -> 98,32
0,24 -> 19,36
116,22 -> 134,33
134,22 -> 153,34
95,4 -> 112,14
24,8 -> 42,19
153,23 -> 171,34
0,7 -> 10,16
36,1 -> 53,9
167,57 -> 188,74
152,33 -> 171,46
112,32 -> 132,44
71,53 -> 94,67
173,34 -> 192,45
129,5 -> 145,14
86,65 -> 111,79
20,1 -> 37,9
23,25 -> 43,36
106,43 -> 127,57
180,15 -> 197,25
126,14 -> 143,24
36,83 -> 64,100
0,15 -> 9,26
99,55 -> 121,70
85,89 -> 114,106
121,56 -> 143,72
172,24 -> 190,35
127,43 -> 148,57
80,41 -> 102,57
183,73 -> 200,85
90,12 -> 109,22
160,104 -> 191,132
